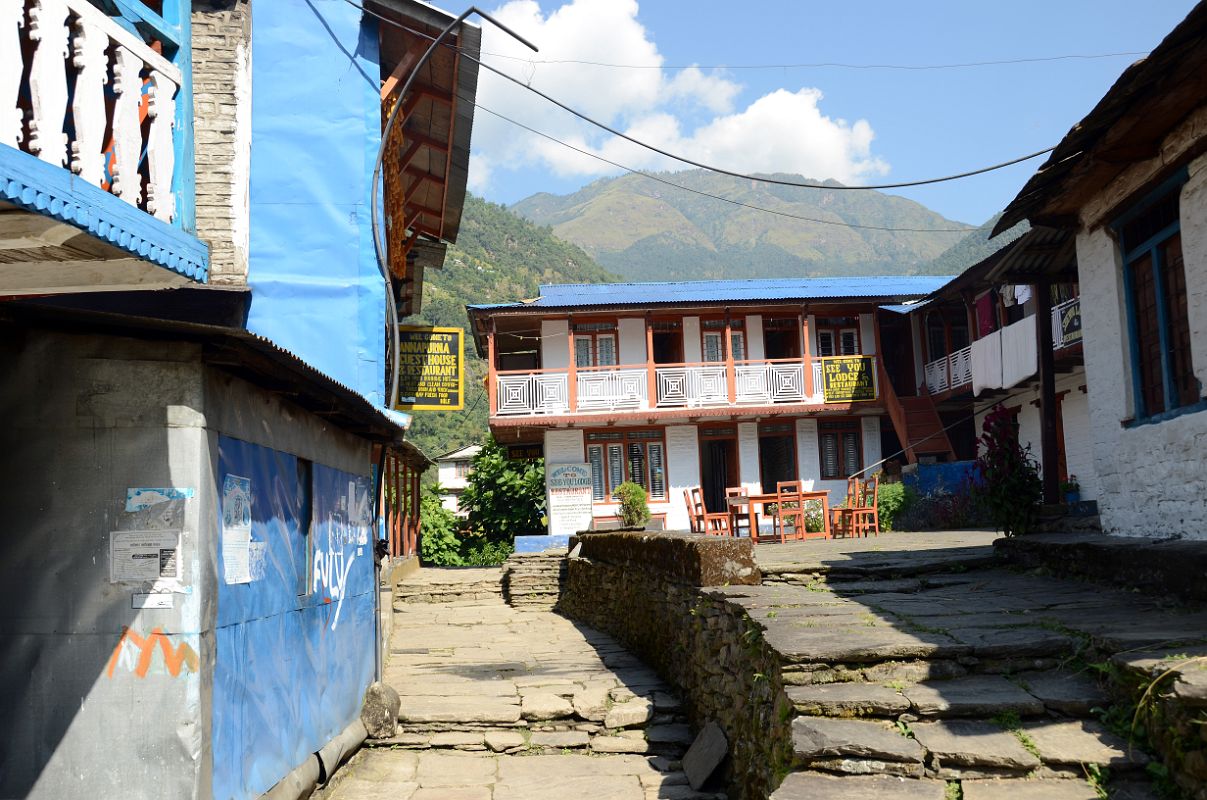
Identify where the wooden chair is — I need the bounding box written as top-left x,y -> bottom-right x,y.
848,474 -> 881,537
829,477 -> 860,538
768,481 -> 805,543
689,487 -> 731,535
683,488 -> 699,533
725,487 -> 756,538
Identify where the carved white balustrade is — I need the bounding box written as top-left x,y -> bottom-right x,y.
496,372 -> 569,416
655,365 -> 728,408
735,362 -> 806,405
925,346 -> 973,394
5,0 -> 184,222
576,368 -> 647,411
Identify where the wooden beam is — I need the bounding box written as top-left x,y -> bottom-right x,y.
405,130 -> 449,153
381,45 -> 423,101
414,85 -> 453,105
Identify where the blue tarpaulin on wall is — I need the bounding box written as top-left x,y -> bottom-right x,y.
213,436 -> 374,798
246,0 -> 386,406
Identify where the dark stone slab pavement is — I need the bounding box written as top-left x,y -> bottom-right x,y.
792,717 -> 924,764
771,772 -> 948,800
903,675 -> 1045,718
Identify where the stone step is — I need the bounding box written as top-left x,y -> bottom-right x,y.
787,669 -> 1106,720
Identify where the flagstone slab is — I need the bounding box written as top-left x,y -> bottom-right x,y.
910,720 -> 1041,770
961,779 -> 1099,800
1022,720 -> 1149,769
1016,670 -> 1108,715
399,696 -> 521,724
770,772 -> 947,800
792,717 -> 924,763
904,675 -> 1044,717
786,682 -> 910,717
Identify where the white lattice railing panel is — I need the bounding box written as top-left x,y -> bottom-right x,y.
925,358 -> 949,394
655,365 -> 728,408
496,373 -> 569,416
6,0 -> 183,222
949,346 -> 973,389
576,368 -> 648,411
735,363 -> 805,404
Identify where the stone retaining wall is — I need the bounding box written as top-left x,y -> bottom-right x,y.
559,533 -> 790,800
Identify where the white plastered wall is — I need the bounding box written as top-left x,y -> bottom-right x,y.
745,315 -> 765,360
618,318 -> 646,366
683,317 -> 702,362
860,314 -> 876,354
1074,151 -> 1207,538
665,425 -> 700,530
541,319 -> 570,370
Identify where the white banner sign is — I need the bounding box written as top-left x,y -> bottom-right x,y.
547,463 -> 594,536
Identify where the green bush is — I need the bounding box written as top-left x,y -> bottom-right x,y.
975,405 -> 1042,537
460,538 -> 515,566
419,487 -> 463,566
460,437 -> 546,541
614,481 -> 651,528
877,482 -> 915,531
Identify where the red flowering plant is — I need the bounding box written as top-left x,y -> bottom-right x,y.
974,405 -> 1041,537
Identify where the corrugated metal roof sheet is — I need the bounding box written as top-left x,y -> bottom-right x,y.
469,276 -> 954,311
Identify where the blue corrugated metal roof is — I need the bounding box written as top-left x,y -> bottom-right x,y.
468,276 -> 954,311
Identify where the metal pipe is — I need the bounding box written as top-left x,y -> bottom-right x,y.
370,6 -> 538,409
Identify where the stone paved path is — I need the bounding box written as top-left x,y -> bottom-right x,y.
319,574 -> 720,800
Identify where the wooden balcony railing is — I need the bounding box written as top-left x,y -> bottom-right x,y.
493,357 -> 876,417
4,0 -> 189,224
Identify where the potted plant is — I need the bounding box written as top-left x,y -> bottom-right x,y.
613,481 -> 651,530
1060,476 -> 1081,505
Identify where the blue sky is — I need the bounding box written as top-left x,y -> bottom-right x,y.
454,0 -> 1197,226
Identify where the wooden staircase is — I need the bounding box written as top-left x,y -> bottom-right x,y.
881,373 -> 956,463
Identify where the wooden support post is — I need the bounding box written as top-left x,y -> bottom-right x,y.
487,321 -> 498,417
961,291 -> 978,341
566,317 -> 578,412
1035,280 -> 1060,505
944,317 -> 954,389
645,314 -> 656,410
724,311 -> 736,404
800,308 -> 813,397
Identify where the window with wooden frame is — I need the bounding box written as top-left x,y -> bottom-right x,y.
454,460 -> 471,479
818,420 -> 862,480
1116,171 -> 1199,421
572,321 -> 618,368
701,319 -> 745,362
815,317 -> 860,357
585,430 -> 667,502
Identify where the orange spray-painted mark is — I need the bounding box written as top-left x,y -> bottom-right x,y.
106,626 -> 199,679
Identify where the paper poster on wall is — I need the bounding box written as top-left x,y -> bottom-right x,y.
547,463 -> 594,536
221,474 -> 252,584
125,487 -> 195,511
110,529 -> 181,583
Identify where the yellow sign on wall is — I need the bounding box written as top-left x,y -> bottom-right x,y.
396,326 -> 464,411
821,356 -> 877,403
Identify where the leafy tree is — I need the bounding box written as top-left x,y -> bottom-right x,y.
614,481 -> 650,528
459,437 -> 546,541
975,405 -> 1042,537
418,486 -> 462,566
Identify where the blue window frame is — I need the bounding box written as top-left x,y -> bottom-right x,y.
1115,169 -> 1200,422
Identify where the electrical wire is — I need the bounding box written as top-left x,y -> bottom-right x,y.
467,97 -> 977,233
347,0 -> 1058,191
478,51 -> 1150,72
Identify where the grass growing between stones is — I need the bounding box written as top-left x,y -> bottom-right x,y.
944,780 -> 963,800
1083,763 -> 1110,800
991,710 -> 1041,759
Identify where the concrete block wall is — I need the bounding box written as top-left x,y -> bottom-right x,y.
1076,150 -> 1207,539
192,0 -> 252,285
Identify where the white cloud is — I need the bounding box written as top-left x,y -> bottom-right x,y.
470,0 -> 888,190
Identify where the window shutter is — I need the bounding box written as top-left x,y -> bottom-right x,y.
596,335 -> 617,367
820,433 -> 838,478
840,329 -> 859,355
627,442 -> 648,490
575,337 -> 593,368
703,332 -> 723,362
648,443 -> 666,500
843,432 -> 860,477
588,446 -> 605,501
608,444 -> 624,495
818,331 -> 835,357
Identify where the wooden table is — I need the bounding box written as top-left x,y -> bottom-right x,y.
726,491 -> 831,542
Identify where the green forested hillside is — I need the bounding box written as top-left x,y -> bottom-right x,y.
511,170 -> 977,280
916,213 -> 1030,276
402,194 -> 618,459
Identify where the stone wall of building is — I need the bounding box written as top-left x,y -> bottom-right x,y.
192,0 -> 252,285
559,533 -> 791,800
1077,149 -> 1207,540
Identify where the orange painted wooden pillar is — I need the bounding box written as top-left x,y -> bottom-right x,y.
723,311 -> 736,404
566,317 -> 577,412
800,309 -> 813,397
411,466 -> 422,556
645,314 -> 656,409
